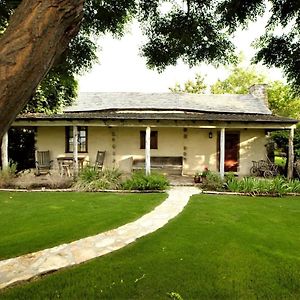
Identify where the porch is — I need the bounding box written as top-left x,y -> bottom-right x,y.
3,120 -> 296,178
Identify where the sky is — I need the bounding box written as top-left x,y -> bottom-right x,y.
78,15 -> 283,93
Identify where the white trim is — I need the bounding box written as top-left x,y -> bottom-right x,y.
73,126 -> 79,177
1,132 -> 8,169
220,128 -> 225,179
145,126 -> 151,175
287,125 -> 296,179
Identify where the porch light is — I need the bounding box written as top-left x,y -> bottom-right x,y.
209,131 -> 213,139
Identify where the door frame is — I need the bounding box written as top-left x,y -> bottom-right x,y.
217,131 -> 240,173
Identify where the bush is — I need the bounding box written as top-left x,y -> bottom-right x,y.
79,166 -> 100,182
225,176 -> 297,196
287,179 -> 300,193
0,161 -> 17,188
122,171 -> 169,191
226,176 -> 240,192
75,167 -> 122,191
202,171 -> 225,191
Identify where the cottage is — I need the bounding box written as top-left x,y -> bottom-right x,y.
7,85 -> 298,178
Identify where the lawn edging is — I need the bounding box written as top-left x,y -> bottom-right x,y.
0,188 -> 166,193
202,190 -> 300,197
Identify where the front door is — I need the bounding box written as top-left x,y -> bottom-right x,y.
224,133 -> 240,172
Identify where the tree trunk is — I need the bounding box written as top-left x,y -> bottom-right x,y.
0,0 -> 84,139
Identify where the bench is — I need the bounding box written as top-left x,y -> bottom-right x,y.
132,156 -> 183,175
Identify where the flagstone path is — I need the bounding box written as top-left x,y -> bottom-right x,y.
0,186 -> 200,290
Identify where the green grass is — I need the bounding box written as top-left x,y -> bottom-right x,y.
0,192 -> 165,260
1,195 -> 300,299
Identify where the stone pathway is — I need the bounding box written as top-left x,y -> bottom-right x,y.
0,187 -> 199,290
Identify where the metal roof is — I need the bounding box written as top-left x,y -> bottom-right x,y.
64,92 -> 273,115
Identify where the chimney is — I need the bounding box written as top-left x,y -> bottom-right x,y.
249,84 -> 269,107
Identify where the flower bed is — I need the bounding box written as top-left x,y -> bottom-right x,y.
199,171 -> 300,197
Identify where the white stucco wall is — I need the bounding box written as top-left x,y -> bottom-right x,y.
184,128 -> 218,175
114,127 -> 183,173
36,127 -> 65,169
36,126 -> 267,176
239,129 -> 267,176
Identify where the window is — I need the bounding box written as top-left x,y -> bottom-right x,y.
65,127 -> 88,153
140,131 -> 158,149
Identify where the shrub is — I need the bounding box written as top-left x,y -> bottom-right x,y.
225,176 -> 294,196
269,176 -> 288,196
0,161 -> 17,188
239,177 -> 258,193
79,166 -> 100,182
75,167 -> 122,191
287,179 -> 300,193
202,171 -> 225,191
122,171 -> 169,191
225,176 -> 240,192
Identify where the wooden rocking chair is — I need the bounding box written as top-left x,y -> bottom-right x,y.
94,151 -> 105,171
35,151 -> 53,175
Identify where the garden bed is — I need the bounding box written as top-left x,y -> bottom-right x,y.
197,171 -> 300,196
202,190 -> 300,197
0,167 -> 170,192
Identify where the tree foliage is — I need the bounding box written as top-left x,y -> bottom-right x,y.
271,129 -> 300,160
0,0 -> 300,116
210,66 -> 266,94
170,64 -> 300,119
267,81 -> 300,119
0,0 -> 135,113
170,74 -> 207,94
2,0 -> 300,88
23,71 -> 78,114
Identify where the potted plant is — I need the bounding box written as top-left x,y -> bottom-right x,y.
201,167 -> 210,183
194,171 -> 202,183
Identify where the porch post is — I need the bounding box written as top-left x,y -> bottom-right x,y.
145,126 -> 151,175
220,128 -> 225,179
1,132 -> 8,169
287,125 -> 295,179
73,126 -> 79,177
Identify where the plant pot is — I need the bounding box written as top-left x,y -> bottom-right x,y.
201,175 -> 207,183
194,176 -> 202,183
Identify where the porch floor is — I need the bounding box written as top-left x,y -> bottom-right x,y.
168,175 -> 195,186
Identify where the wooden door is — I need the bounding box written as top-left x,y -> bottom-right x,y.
224,133 -> 240,172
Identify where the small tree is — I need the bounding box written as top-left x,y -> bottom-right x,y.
170,74 -> 207,94
210,66 -> 266,94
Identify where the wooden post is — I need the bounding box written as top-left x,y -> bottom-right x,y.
73,126 -> 79,177
1,132 -> 8,169
287,125 -> 295,179
145,126 -> 151,175
220,128 -> 225,179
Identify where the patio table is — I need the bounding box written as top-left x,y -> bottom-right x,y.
57,156 -> 85,176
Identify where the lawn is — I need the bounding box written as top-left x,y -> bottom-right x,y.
0,192 -> 165,260
1,194 -> 300,299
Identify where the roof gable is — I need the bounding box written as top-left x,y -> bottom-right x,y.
64,92 -> 272,115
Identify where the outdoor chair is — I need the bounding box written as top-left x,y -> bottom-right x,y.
35,150 -> 53,175
95,151 -> 105,171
